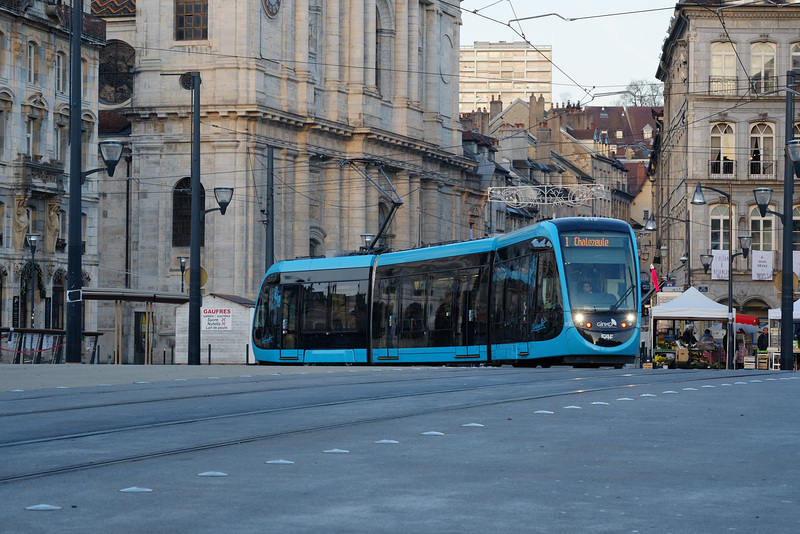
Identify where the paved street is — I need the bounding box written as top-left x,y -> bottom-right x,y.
1,363 -> 799,533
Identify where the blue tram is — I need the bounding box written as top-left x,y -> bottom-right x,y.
252,218 -> 641,368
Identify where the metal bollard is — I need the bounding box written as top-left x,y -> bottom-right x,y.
208,344 -> 211,366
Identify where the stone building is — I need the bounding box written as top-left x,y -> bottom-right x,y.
654,0 -> 800,321
92,1 -> 482,362
0,1 -> 106,335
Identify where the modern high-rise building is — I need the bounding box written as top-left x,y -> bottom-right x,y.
459,41 -> 552,114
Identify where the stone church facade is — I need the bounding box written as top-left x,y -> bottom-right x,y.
93,0 -> 482,361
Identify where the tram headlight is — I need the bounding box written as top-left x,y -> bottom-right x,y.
626,313 -> 636,323
574,313 -> 584,325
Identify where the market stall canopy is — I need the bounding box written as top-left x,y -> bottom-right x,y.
767,299 -> 800,321
735,313 -> 759,325
649,287 -> 729,321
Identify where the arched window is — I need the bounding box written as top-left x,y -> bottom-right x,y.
710,123 -> 734,176
750,42 -> 776,93
749,123 -> 774,176
172,178 -> 204,247
749,206 -> 774,251
710,42 -> 736,95
710,205 -> 731,251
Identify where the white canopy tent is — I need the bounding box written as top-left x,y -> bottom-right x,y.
767,299 -> 800,321
650,287 -> 729,321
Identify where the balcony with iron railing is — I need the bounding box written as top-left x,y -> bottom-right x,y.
749,75 -> 780,94
708,158 -> 736,179
708,76 -> 739,96
20,154 -> 66,197
748,159 -> 777,179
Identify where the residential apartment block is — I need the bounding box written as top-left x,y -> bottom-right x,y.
459,41 -> 552,114
654,0 -> 800,320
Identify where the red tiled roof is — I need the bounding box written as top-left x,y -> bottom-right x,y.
92,0 -> 135,17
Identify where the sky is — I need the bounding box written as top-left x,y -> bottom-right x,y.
460,1 -> 678,105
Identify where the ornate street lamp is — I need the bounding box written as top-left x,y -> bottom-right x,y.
178,256 -> 188,293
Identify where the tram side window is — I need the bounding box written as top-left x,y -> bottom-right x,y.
492,262 -> 509,343
330,281 -> 367,333
303,283 -> 328,332
530,249 -> 563,341
253,283 -> 280,349
428,273 -> 454,347
492,256 -> 531,344
400,276 -> 426,347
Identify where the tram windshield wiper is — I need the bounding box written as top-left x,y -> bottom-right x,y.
610,284 -> 634,312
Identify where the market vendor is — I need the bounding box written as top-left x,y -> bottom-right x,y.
681,325 -> 698,345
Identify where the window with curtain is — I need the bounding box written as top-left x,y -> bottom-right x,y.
749,123 -> 774,176
749,206 -> 774,251
710,123 -> 734,176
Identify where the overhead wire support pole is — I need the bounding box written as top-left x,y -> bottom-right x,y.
66,0 -> 85,363
780,71 -> 795,371
187,72 -> 202,366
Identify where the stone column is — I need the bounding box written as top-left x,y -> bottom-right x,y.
365,0 -> 377,91
294,0 -> 311,115
394,0 -> 409,106
325,0 -> 341,88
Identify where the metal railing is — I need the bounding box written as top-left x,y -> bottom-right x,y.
708,159 -> 736,178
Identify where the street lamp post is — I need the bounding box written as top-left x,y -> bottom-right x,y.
65,137 -> 124,363
754,71 -> 798,370
26,233 -> 40,328
179,71 -> 234,365
692,183 -> 752,369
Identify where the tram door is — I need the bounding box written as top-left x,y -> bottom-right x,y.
455,270 -> 483,360
373,278 -> 400,362
278,285 -> 300,361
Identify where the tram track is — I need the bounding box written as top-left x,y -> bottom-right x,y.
0,367 -> 544,420
0,383 -> 622,483
0,369 -> 776,484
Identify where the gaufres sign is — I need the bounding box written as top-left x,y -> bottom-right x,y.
202,308 -> 232,330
